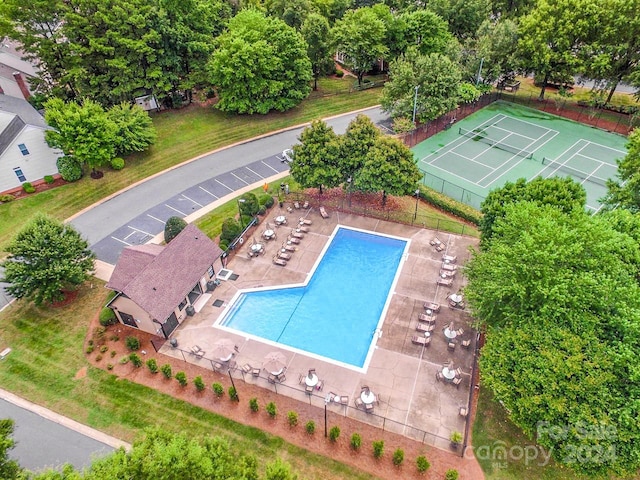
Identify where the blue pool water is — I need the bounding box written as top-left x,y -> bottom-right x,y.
220,227 -> 407,367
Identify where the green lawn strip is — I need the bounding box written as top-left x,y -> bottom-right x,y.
0,283 -> 375,479
473,388 -> 592,480
0,77 -> 381,251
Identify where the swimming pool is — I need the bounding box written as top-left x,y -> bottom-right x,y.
219,227 -> 408,369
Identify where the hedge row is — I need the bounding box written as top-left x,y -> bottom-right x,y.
418,186 -> 482,226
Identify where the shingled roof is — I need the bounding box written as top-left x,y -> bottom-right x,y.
106,224 -> 223,322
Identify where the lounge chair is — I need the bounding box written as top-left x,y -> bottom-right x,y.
424,302 -> 441,313
291,231 -> 304,239
429,237 -> 442,246
455,367 -> 463,377
442,254 -> 457,263
277,251 -> 292,260
441,263 -> 457,272
319,206 -> 329,218
439,270 -> 455,278
288,236 -> 301,244
418,313 -> 437,323
272,256 -> 287,266
282,243 -> 296,252
456,328 -> 465,336
303,201 -> 309,209
411,335 -> 431,346
242,364 -> 253,375
294,201 -> 300,209
297,225 -> 310,233
416,323 -> 435,333
191,345 -> 205,358
299,218 -> 312,225
437,277 -> 453,286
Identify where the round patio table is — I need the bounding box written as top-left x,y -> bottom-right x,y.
263,229 -> 275,239
444,328 -> 457,340
275,216 -> 286,224
361,390 -> 375,405
220,353 -> 233,362
305,374 -> 318,387
442,367 -> 456,380
251,243 -> 263,253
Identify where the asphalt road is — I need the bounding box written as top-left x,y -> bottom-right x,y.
70,106 -> 389,264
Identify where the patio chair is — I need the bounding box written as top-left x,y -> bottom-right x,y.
251,367 -> 261,377
315,380 -> 324,391
294,201 -> 300,209
442,254 -> 457,263
456,328 -> 465,336
191,345 -> 205,358
435,371 -> 444,382
303,201 -> 309,209
272,256 -> 287,266
298,373 -> 305,385
338,395 -> 349,405
361,385 -> 370,393
459,406 -> 468,418
455,367 -> 463,377
319,206 -> 329,218
291,231 -> 304,239
305,384 -> 314,394
448,341 -> 456,351
242,363 -> 253,375
268,373 -> 277,384
299,217 -> 312,225
276,371 -> 286,382
418,313 -> 437,324
365,402 -> 374,413
452,377 -> 462,388
282,243 -> 296,252
439,270 -> 456,278
461,339 -> 471,349
416,323 -> 435,333
437,277 -> 453,287
441,263 -> 457,272
355,397 -> 364,409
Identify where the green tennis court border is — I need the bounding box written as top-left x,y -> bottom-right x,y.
412,101 -> 628,212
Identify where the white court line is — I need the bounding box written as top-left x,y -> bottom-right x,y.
146,214 -> 166,224
583,140 -> 626,156
198,186 -> 218,197
499,113 -> 561,131
418,113 -> 506,164
480,130 -> 559,187
448,148 -> 496,170
491,124 -> 537,141
182,194 -> 203,207
231,172 -> 249,185
110,236 -> 131,246
529,139 -> 589,180
215,179 -> 234,191
165,204 -> 186,215
262,160 -> 280,173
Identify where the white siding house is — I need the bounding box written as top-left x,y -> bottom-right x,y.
0,94 -> 61,194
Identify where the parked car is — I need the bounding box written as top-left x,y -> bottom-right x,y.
281,149 -> 293,163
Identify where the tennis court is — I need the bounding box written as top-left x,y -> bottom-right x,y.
413,101 -> 628,212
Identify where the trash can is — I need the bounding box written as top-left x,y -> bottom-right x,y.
169,338 -> 178,348
186,305 -> 195,316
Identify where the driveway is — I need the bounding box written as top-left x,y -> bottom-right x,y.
69,107 -> 389,265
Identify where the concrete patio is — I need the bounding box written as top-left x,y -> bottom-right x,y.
160,207 -> 479,451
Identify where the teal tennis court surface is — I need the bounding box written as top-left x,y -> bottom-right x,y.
413,101 -> 628,212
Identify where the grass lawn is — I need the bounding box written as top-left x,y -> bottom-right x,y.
0,283 -> 374,479
0,76 -> 382,252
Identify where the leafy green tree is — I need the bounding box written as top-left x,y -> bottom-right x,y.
356,136 -> 421,205
44,98 -> 117,175
602,125 -> 640,212
207,10 -> 312,114
301,13 -> 334,91
479,177 -> 586,247
290,120 -> 342,193
465,202 -> 640,476
517,0 -> 599,100
339,114 -> 381,182
164,216 -> 188,243
106,103 -> 157,156
310,0 -> 351,23
395,9 -> 454,58
0,420 -> 21,480
239,192 -> 260,216
381,49 -> 462,123
332,7 -> 388,86
1,214 -> 95,306
426,0 -> 492,39
265,0 -> 313,29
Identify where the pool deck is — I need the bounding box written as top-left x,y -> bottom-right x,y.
162,208 -> 479,450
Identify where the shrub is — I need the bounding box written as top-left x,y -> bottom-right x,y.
110,157 -> 125,170
95,354 -> 103,361
450,431 -> 463,445
125,336 -> 140,351
22,182 -> 36,193
119,356 -> 129,364
239,192 -> 260,217
220,218 -> 242,245
372,440 -> 384,459
175,371 -> 187,386
107,363 -> 114,370
44,175 -> 55,184
228,386 -> 238,401
350,433 -> 361,451
146,358 -> 158,373
392,449 -> 404,466
287,411 -> 298,427
258,205 -> 267,215
99,345 -> 108,353
305,420 -> 316,435
56,155 -> 83,182
266,401 -> 277,418
164,216 -> 187,243
329,426 -> 340,443
160,364 -> 172,379
193,376 -> 205,391
219,240 -> 229,251
85,345 -> 94,354
110,350 -> 116,358
336,69 -> 344,77
0,194 -> 15,203
249,398 -> 259,412
419,186 -> 482,226
259,194 -> 275,208
212,383 -> 224,397
99,307 -> 117,326
445,469 -> 459,480
129,353 -> 142,367
416,455 -> 430,473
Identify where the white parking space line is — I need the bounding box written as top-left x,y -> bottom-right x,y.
110,236 -> 131,246
231,172 -> 249,185
262,160 -> 280,173
147,214 -> 166,224
181,194 -> 203,207
215,179 -> 234,191
165,204 -> 186,215
246,166 -> 263,178
199,186 -> 218,197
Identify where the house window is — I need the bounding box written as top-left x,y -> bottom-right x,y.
118,311 -> 138,329
13,168 -> 26,182
207,265 -> 214,278
178,299 -> 187,311
18,144 -> 29,156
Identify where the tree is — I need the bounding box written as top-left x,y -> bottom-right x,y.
339,114 -> 381,182
517,0 -> 599,100
164,216 -> 188,243
426,0 -> 492,39
0,420 -> 20,480
332,7 -> 388,86
1,214 -> 95,306
265,0 -> 313,29
356,136 -> 421,205
396,9 -> 454,58
465,202 -> 640,476
479,177 -> 586,247
290,120 -> 342,193
264,458 -> 297,480
381,49 -> 462,123
44,98 -> 117,176
602,129 -> 640,212
106,103 -> 157,156
207,10 -> 312,114
301,13 -> 334,91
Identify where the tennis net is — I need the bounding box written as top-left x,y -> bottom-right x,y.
541,158 -> 608,187
458,127 -> 534,159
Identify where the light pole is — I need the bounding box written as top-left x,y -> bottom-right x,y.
347,176 -> 352,207
414,189 -> 420,221
412,85 -> 420,126
237,198 -> 246,229
324,394 -> 332,437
